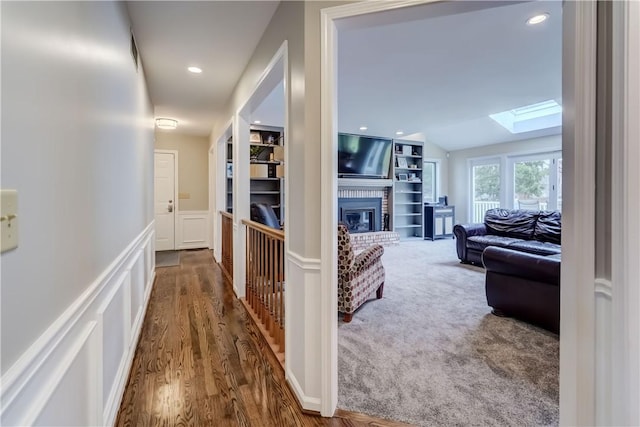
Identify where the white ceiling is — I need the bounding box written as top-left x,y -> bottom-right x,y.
126,1 -> 280,137
128,1 -> 561,151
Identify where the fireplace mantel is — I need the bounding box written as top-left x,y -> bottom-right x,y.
338,178 -> 393,189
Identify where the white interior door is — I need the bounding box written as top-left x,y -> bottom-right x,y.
155,151 -> 176,251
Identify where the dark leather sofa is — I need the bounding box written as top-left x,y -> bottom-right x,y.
453,208 -> 561,265
454,208 -> 561,334
482,246 -> 560,334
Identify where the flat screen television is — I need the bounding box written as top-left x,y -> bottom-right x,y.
338,133 -> 392,178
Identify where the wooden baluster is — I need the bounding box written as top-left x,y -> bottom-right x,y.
279,238 -> 285,351
260,230 -> 266,322
240,219 -> 285,363
269,236 -> 274,336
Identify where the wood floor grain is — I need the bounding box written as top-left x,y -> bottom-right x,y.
116,249 -> 410,427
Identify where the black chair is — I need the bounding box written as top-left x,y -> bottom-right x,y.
250,203 -> 281,229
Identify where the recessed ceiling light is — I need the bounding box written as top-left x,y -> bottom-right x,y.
359,126 -> 368,131
156,118 -> 178,130
187,66 -> 202,74
254,120 -> 261,124
395,131 -> 404,136
526,13 -> 549,25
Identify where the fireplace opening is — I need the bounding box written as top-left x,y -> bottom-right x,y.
344,209 -> 374,233
338,197 -> 382,233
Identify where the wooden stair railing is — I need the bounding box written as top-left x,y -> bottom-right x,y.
219,211 -> 233,283
242,219 -> 285,365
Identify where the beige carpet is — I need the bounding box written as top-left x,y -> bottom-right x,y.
338,238 -> 559,426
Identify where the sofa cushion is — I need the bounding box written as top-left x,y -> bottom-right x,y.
484,208 -> 538,240
467,235 -> 523,251
534,211 -> 562,244
507,240 -> 562,256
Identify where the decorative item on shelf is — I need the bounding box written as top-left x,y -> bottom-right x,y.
402,145 -> 412,156
250,131 -> 262,143
398,173 -> 408,181
249,145 -> 263,160
226,163 -> 233,178
250,164 -> 269,178
409,164 -> 418,169
397,157 -> 408,168
273,145 -> 284,161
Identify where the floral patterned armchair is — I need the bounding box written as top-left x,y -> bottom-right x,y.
337,224 -> 385,322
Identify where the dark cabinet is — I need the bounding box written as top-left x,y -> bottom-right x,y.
424,205 -> 455,240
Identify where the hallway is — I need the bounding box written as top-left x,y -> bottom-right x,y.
115,249 -> 407,426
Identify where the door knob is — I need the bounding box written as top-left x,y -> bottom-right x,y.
168,204 -> 173,213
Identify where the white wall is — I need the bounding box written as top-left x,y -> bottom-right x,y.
1,2 -> 154,424
447,134 -> 561,222
210,0 -> 349,413
155,132 -> 209,211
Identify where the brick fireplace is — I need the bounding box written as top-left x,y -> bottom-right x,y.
337,185 -> 399,250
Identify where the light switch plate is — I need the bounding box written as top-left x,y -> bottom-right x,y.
1,189 -> 19,253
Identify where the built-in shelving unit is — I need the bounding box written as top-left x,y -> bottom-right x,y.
390,140 -> 424,239
249,125 -> 284,224
226,136 -> 233,213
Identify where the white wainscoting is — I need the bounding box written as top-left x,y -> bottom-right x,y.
594,279 -> 613,424
177,210 -> 210,250
285,251 -> 322,413
0,223 -> 156,427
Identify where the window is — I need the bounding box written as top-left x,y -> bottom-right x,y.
508,152 -> 562,211
470,159 -> 501,222
423,160 -> 439,203
468,150 -> 561,222
489,100 -> 562,134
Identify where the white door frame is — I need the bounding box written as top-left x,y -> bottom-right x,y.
154,149 -> 179,251
321,0 -> 598,421
609,1 -> 640,424
211,119 -> 233,263
233,41 -> 288,300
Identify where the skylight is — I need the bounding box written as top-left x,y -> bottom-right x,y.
489,100 -> 562,134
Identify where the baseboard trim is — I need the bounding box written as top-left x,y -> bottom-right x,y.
286,369 -> 322,413
1,222 -> 156,426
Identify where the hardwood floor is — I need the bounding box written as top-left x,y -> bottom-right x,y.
116,249 -> 410,427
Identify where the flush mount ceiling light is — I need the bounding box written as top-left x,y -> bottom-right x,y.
359,126 -> 368,131
155,118 -> 178,130
395,131 -> 404,135
254,120 -> 261,124
526,13 -> 549,25
187,66 -> 202,74
490,99 -> 561,134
